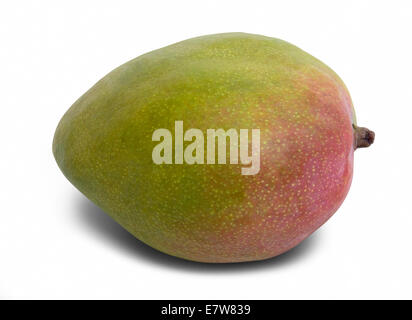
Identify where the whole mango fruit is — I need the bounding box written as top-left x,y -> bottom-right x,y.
53,33 -> 374,263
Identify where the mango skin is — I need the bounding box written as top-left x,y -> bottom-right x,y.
53,33 -> 356,263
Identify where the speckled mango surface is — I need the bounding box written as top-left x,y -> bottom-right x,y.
53,33 -> 356,263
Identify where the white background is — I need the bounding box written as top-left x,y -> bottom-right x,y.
1,0 -> 411,299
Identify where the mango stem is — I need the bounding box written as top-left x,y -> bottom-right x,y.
353,125 -> 375,149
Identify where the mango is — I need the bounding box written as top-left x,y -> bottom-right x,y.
53,33 -> 374,263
